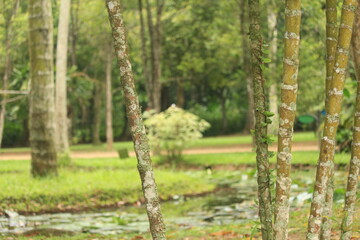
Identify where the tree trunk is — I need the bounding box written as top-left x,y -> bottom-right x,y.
69,0 -> 79,67
55,0 -> 71,164
248,0 -> 274,239
145,0 -> 163,113
239,0 -> 255,135
105,1 -> 166,239
28,0 -> 58,177
306,1 -> 358,239
267,0 -> 279,135
138,0 -> 153,109
274,1 -> 301,239
92,82 -> 102,146
320,0 -> 338,239
176,78 -> 185,108
105,49 -> 114,150
340,4 -> 360,239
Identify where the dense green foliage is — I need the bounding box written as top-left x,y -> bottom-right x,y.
0,0 -> 331,147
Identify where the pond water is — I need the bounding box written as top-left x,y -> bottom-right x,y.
0,171 -> 328,236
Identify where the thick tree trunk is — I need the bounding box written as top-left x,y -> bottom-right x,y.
105,49 -> 114,150
274,1 -> 301,239
105,1 -> 166,239
92,82 -> 102,146
340,4 -> 360,239
248,0 -> 274,239
145,0 -> 163,113
55,0 -> 71,164
138,0 -> 153,109
320,0 -> 338,238
306,1 -> 358,239
239,0 -> 255,135
28,0 -> 58,177
267,1 -> 279,135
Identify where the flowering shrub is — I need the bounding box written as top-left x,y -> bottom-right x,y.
144,105 -> 210,162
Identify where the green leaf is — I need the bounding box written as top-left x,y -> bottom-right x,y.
264,111 -> 275,117
262,58 -> 272,63
343,88 -> 350,98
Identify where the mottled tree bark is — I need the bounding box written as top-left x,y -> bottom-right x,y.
239,0 -> 255,136
340,4 -> 360,239
55,0 -> 71,164
92,82 -> 102,146
274,1 -> 301,239
320,0 -> 338,239
105,48 -> 114,150
145,0 -> 164,113
248,0 -> 274,239
306,1 -> 358,239
105,1 -> 166,239
267,0 -> 279,136
28,0 -> 58,177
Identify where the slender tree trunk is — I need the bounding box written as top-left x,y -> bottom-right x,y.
220,92 -> 228,134
176,78 -> 185,108
267,0 -> 279,135
306,1 -> 358,239
274,1 -> 301,239
145,0 -> 163,113
138,0 -> 153,109
320,0 -> 338,239
106,48 -> 114,150
28,0 -> 58,177
105,1 -> 166,239
340,4 -> 360,239
55,0 -> 71,164
239,0 -> 255,135
248,0 -> 274,239
92,82 -> 102,146
69,0 -> 79,67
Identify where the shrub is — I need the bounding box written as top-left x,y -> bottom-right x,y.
144,105 -> 210,163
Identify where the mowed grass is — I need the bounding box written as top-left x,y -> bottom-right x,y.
0,131 -> 317,153
0,158 -> 214,213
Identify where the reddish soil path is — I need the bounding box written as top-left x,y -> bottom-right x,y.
0,141 -> 319,161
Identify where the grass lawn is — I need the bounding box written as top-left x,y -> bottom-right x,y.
0,131 -> 317,153
0,158 -> 214,213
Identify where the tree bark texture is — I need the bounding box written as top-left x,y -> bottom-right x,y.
274,1 -> 301,240
267,0 -> 279,136
28,0 -> 58,177
106,48 -> 114,150
340,4 -> 360,239
248,0 -> 274,239
320,0 -> 338,238
239,0 -> 255,135
105,1 -> 166,239
145,0 -> 163,113
55,0 -> 71,164
306,1 -> 358,239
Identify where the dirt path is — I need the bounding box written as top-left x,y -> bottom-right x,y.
0,141 -> 319,161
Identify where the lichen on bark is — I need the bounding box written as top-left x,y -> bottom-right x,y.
248,0 -> 274,239
274,1 -> 301,239
28,0 -> 58,177
306,0 -> 358,239
340,3 -> 360,239
105,1 -> 166,239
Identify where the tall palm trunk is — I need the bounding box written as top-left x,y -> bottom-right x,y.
28,0 -> 58,177
320,0 -> 338,239
248,0 -> 274,239
306,0 -> 358,239
340,3 -> 360,239
105,1 -> 166,239
55,0 -> 71,164
274,1 -> 301,239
